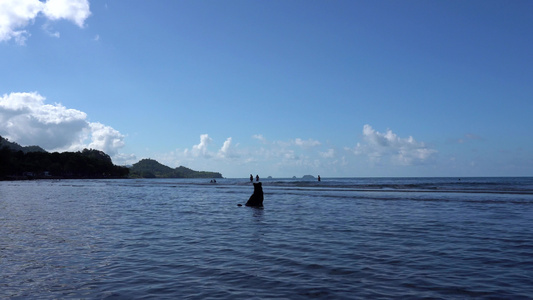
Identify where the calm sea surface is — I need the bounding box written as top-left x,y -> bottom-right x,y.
1,177 -> 533,299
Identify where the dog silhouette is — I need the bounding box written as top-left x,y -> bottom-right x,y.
245,182 -> 264,207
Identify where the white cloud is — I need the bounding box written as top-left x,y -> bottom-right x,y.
112,152 -> 137,166
87,122 -> 125,156
294,138 -> 321,148
320,148 -> 335,158
183,135 -> 241,160
185,134 -> 212,158
42,0 -> 90,27
0,92 -> 126,160
180,134 -> 247,162
0,0 -> 43,44
42,22 -> 60,38
350,124 -> 437,165
156,131 -> 434,177
248,135 -> 327,170
252,134 -> 267,143
219,137 -> 231,154
158,133 -> 330,176
0,0 -> 90,44
283,149 -> 298,161
218,137 -> 239,159
0,92 -> 87,150
253,135 -> 321,149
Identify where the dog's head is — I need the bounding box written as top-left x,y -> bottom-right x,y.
253,182 -> 262,192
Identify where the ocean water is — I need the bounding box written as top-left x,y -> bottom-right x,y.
1,177 -> 533,299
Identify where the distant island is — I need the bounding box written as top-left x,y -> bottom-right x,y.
292,175 -> 316,179
129,158 -> 222,179
0,136 -> 223,180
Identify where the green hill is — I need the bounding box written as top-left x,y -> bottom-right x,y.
0,136 -> 222,180
0,145 -> 129,180
0,136 -> 46,153
129,159 -> 223,179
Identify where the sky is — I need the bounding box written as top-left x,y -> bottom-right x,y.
1,0 -> 532,178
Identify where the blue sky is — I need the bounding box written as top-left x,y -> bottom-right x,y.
1,0 -> 532,178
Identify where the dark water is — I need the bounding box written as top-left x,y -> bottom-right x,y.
1,177 -> 533,299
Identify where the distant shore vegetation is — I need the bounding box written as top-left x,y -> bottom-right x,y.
0,146 -> 129,180
0,136 -> 222,180
129,158 -> 223,179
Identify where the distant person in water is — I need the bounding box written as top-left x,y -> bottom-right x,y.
318,175 -> 321,182
256,175 -> 260,182
250,174 -> 253,182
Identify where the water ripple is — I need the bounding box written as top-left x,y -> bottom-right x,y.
1,179 -> 533,299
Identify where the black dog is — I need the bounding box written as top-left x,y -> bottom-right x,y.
245,182 -> 264,207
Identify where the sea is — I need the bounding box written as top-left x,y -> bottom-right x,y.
1,177 -> 532,299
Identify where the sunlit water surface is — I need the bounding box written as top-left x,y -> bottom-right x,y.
1,178 -> 533,299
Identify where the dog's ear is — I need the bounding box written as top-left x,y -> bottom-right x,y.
257,182 -> 262,187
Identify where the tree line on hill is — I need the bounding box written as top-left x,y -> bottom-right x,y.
129,158 -> 223,179
0,136 -> 223,180
0,136 -> 129,179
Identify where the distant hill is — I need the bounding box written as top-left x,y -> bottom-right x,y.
0,136 -> 46,153
0,145 -> 129,180
129,159 -> 223,179
0,136 -> 221,180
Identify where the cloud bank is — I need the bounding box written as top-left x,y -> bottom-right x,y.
349,124 -> 436,165
0,0 -> 91,44
182,134 -> 239,160
155,124 -> 437,177
163,134 -> 329,176
0,92 -> 125,158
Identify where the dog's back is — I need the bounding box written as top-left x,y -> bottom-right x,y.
245,182 -> 264,207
